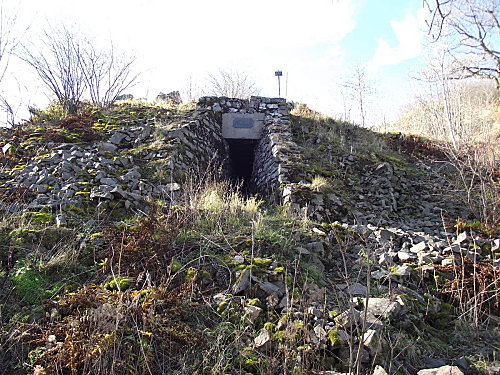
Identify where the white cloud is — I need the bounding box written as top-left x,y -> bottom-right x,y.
368,8 -> 426,69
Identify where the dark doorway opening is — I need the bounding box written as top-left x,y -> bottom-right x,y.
226,139 -> 258,194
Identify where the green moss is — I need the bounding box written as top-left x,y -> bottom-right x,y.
297,344 -> 311,351
328,329 -> 343,346
8,164 -> 26,175
10,265 -> 66,304
22,212 -> 55,225
8,228 -> 38,248
263,322 -> 277,332
217,301 -> 229,314
66,204 -> 85,215
28,346 -> 46,365
75,191 -> 91,198
252,257 -> 273,268
105,276 -> 133,291
90,232 -> 103,240
328,310 -> 340,318
170,258 -> 182,273
184,267 -> 198,283
247,298 -> 261,307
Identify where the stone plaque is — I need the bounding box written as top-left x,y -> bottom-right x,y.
233,118 -> 254,128
222,113 -> 264,139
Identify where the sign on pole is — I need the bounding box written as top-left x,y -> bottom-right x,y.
275,70 -> 283,97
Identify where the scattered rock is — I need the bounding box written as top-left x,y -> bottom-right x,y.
254,328 -> 271,348
346,282 -> 368,296
417,365 -> 464,375
244,305 -> 262,325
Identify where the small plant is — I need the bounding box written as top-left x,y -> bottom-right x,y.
310,175 -> 330,192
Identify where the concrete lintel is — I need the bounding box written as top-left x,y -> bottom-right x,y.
222,113 -> 265,139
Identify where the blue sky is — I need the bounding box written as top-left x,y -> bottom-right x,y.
2,0 -> 429,126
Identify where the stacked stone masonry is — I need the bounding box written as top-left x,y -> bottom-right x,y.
170,96 -> 302,200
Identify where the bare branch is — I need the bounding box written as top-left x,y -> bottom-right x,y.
424,0 -> 500,87
204,69 -> 259,99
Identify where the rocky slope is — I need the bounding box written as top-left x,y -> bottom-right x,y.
0,99 -> 498,375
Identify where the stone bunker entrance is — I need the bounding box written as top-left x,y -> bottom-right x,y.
226,139 -> 258,191
222,112 -> 264,193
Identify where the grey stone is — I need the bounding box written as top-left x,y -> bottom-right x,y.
454,232 -> 468,244
259,281 -> 284,296
378,229 -> 396,243
100,177 -> 118,186
123,169 -> 141,181
254,329 -> 271,348
360,297 -> 402,319
296,247 -> 311,255
244,305 -> 262,325
397,251 -> 415,261
164,182 -> 181,192
346,282 -> 368,296
417,365 -> 464,375
232,269 -> 251,294
492,239 -> 500,252
36,185 -> 49,193
362,329 -> 385,354
418,252 -> 433,264
55,214 -> 66,227
392,264 -> 413,277
307,241 -> 325,255
307,306 -> 323,318
233,255 -> 245,264
334,309 -> 360,328
411,241 -> 427,253
441,257 -> 458,266
313,325 -> 328,341
277,295 -> 288,309
90,186 -> 114,200
98,142 -> 117,153
379,252 -> 394,266
109,132 -> 127,145
423,357 -> 447,368
372,365 -> 389,375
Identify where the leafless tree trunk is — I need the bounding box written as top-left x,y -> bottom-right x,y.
342,66 -> 373,127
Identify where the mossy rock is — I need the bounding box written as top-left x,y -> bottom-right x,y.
8,227 -> 73,250
328,329 -> 344,347
22,212 -> 55,225
104,276 -> 133,291
10,265 -> 67,304
252,257 -> 273,268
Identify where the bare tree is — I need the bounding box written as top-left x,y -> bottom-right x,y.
80,42 -> 138,108
0,2 -> 27,125
0,3 -> 19,84
21,25 -> 86,114
424,0 -> 500,87
341,66 -> 374,127
205,69 -> 259,99
388,50 -> 498,223
21,24 -> 138,114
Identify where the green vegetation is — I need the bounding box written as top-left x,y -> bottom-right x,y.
0,99 -> 497,375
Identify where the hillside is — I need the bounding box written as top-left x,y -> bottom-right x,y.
0,98 -> 498,375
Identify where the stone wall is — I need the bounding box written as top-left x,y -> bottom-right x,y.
0,96 -> 304,217
194,96 -> 302,200
167,115 -> 229,182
